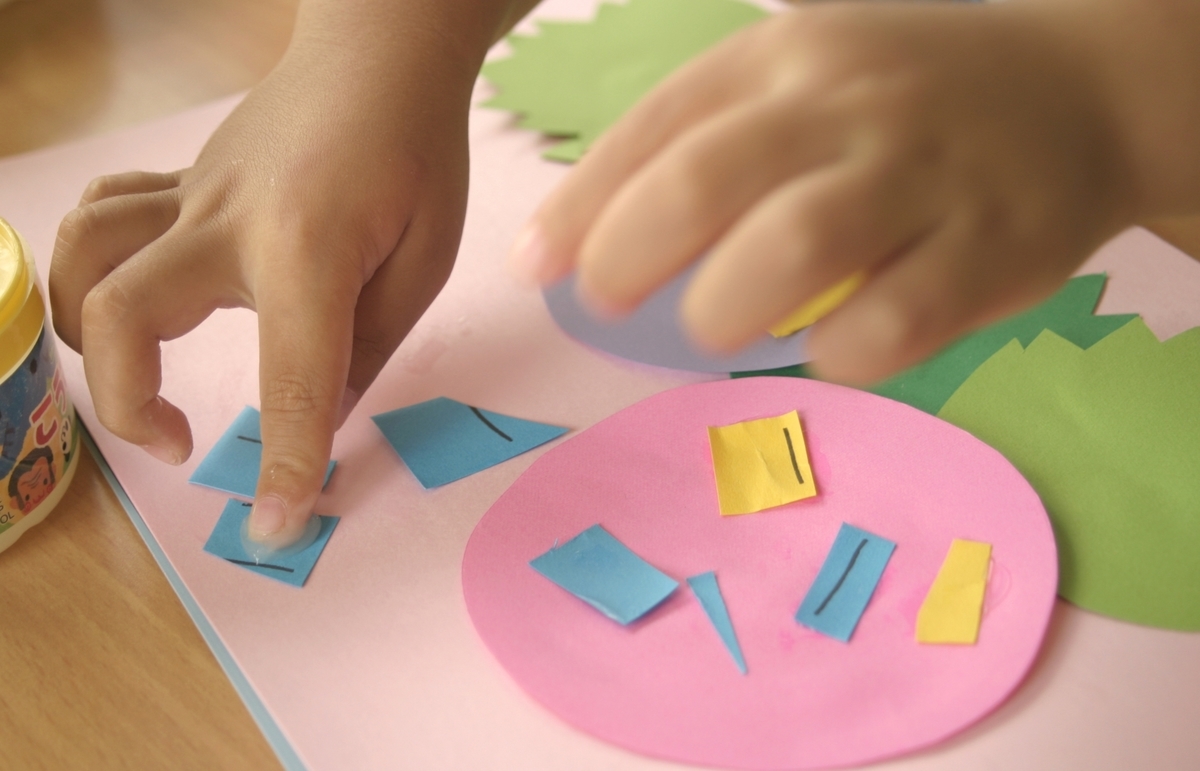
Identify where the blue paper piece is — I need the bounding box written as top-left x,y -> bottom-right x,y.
189,406 -> 336,499
687,572 -> 747,675
372,397 -> 568,489
530,524 -> 678,625
202,499 -> 338,587
795,523 -> 896,642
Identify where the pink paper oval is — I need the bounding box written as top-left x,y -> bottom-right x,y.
463,378 -> 1057,769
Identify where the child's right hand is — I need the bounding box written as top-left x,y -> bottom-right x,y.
48,5 -> 493,549
515,0 -> 1200,387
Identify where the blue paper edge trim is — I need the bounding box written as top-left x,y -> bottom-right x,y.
81,425 -> 307,771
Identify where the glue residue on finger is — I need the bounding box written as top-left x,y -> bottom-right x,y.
240,514 -> 322,563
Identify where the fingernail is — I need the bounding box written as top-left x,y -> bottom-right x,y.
141,443 -> 182,465
507,222 -> 550,287
248,496 -> 287,539
336,388 -> 360,429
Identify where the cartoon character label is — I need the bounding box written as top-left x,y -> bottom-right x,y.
0,328 -> 76,534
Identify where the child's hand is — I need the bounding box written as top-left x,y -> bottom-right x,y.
511,0 -> 1143,384
49,17 -> 481,549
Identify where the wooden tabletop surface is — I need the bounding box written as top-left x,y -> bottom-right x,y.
2,2 -> 1199,770
0,1 -> 296,768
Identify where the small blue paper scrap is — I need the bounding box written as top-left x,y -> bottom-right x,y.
190,406 -> 336,499
203,499 -> 338,587
372,397 -> 568,489
687,572 -> 747,675
531,524 -> 678,625
795,522 -> 896,642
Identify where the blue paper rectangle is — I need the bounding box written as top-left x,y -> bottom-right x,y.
189,406 -> 336,499
372,397 -> 568,489
795,523 -> 896,642
687,571 -> 747,674
203,499 -> 338,587
531,524 -> 678,625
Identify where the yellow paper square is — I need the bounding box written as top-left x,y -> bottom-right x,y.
769,272 -> 866,338
707,411 -> 817,516
916,539 -> 992,645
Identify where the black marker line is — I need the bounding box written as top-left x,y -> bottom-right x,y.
240,501 -> 252,507
236,435 -> 262,444
469,406 -> 513,442
815,538 -> 868,615
783,427 -> 804,484
226,557 -> 295,573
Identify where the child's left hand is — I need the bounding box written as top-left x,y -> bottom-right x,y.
509,0 -> 1141,384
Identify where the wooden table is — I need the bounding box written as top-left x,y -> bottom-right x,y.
0,1 -> 295,767
3,1 -> 1199,769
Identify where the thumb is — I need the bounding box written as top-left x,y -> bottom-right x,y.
247,258 -> 356,550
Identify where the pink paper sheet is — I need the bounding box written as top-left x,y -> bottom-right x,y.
1,0 -> 1199,766
463,377 -> 1058,769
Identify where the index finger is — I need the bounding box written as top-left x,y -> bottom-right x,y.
246,247 -> 358,550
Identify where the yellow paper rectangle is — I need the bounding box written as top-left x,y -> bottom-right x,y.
707,411 -> 817,516
768,272 -> 866,338
916,539 -> 992,644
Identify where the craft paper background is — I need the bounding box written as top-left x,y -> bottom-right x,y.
4,0 -> 1200,767
190,406 -> 336,499
939,320 -> 1200,631
372,397 -> 568,488
735,274 -> 1136,412
482,0 -> 766,161
203,499 -> 339,588
463,378 -> 1059,770
545,268 -> 813,373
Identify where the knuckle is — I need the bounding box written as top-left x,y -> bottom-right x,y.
257,453 -> 325,500
81,280 -> 134,333
54,204 -> 102,259
261,370 -> 337,422
79,175 -> 117,205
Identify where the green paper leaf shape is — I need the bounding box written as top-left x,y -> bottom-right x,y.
482,0 -> 767,162
733,274 -> 1138,414
938,319 -> 1200,631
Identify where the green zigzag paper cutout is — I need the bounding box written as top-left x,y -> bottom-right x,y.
482,0 -> 767,162
938,319 -> 1200,631
733,274 -> 1138,415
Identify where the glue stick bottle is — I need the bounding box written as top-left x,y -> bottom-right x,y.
0,218 -> 79,553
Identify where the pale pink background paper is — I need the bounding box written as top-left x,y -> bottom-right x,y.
0,1 -> 1198,767
464,377 -> 1058,769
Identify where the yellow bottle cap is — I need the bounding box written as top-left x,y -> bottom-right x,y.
0,218 -> 46,378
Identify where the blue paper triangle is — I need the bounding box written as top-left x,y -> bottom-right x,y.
687,571 -> 747,674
